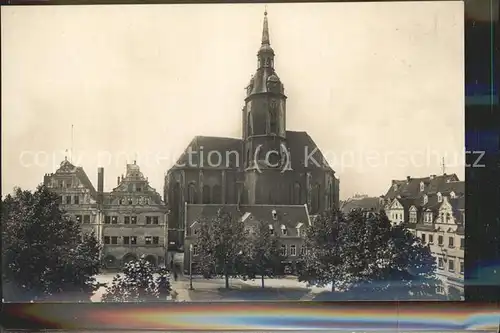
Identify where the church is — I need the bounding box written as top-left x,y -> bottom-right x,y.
164,11 -> 339,252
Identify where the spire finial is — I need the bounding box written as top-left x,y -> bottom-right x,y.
261,7 -> 270,45
442,157 -> 446,175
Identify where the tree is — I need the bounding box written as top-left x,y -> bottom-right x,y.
101,256 -> 172,302
297,209 -> 347,292
245,220 -> 283,288
299,209 -> 438,299
194,209 -> 247,289
341,210 -> 438,299
1,185 -> 102,302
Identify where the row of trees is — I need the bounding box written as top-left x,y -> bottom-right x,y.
193,208 -> 439,298
194,210 -> 285,289
2,185 -> 173,302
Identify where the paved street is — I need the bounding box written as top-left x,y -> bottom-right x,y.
92,273 -> 330,302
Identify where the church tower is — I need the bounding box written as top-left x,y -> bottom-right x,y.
242,10 -> 291,204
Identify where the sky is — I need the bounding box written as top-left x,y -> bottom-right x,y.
1,2 -> 464,200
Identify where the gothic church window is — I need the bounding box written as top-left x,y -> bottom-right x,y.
213,185 -> 222,204
202,185 -> 211,204
188,183 -> 197,204
293,182 -> 301,204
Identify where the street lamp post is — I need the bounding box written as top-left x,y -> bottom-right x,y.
189,244 -> 194,290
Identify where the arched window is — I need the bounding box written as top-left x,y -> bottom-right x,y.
310,184 -> 320,214
212,185 -> 222,204
293,182 -> 301,205
188,183 -> 197,204
269,100 -> 278,134
247,112 -> 252,136
202,185 -> 211,204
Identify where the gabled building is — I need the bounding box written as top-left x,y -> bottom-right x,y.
43,157 -> 100,238
100,162 -> 168,269
382,173 -> 465,299
44,159 -> 168,269
415,195 -> 465,299
164,11 -> 339,251
184,204 -> 311,274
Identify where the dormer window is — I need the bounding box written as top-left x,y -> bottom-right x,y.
424,212 -> 433,224
272,209 -> 277,220
450,191 -> 456,199
393,184 -> 398,191
423,195 -> 428,205
269,224 -> 274,235
437,192 -> 442,202
420,182 -> 425,192
281,224 -> 287,235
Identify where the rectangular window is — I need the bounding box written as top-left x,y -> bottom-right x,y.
104,216 -> 111,224
146,216 -> 152,225
429,234 -> 434,244
123,236 -> 130,245
282,228 -> 287,235
193,245 -> 199,255
448,237 -> 454,248
83,215 -> 90,223
421,233 -> 426,243
124,216 -> 130,224
153,236 -> 159,245
270,228 -> 274,235
460,261 -> 464,274
438,235 -> 444,245
73,195 -> 79,204
131,216 -> 137,224
111,236 -> 118,245
438,257 -> 444,269
66,196 -> 71,204
75,215 -> 82,223
111,216 -> 118,224
59,180 -> 64,188
66,182 -> 72,188
460,238 -> 465,249
145,236 -> 152,245
104,236 -> 110,244
280,245 -> 287,256
290,245 -> 296,256
58,196 -> 63,204
448,259 -> 455,272
131,236 -> 137,245
300,247 -> 305,255
153,216 -> 159,225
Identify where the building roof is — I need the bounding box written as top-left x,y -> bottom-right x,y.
341,196 -> 383,214
169,131 -> 334,173
110,162 -> 163,205
172,136 -> 243,170
51,158 -> 97,199
185,203 -> 311,229
385,173 -> 459,200
441,181 -> 465,196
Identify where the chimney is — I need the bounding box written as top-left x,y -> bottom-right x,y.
430,174 -> 436,180
97,167 -> 104,204
391,180 -> 396,185
407,176 -> 411,182
43,173 -> 51,186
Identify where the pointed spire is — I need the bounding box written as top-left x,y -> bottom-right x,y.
261,8 -> 270,46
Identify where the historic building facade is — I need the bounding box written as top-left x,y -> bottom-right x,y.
44,159 -> 168,269
164,11 -> 339,251
184,204 -> 311,274
383,173 -> 465,299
